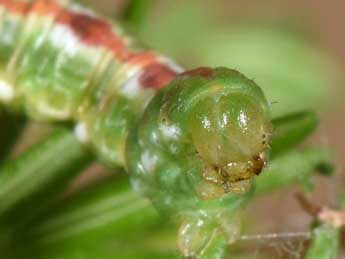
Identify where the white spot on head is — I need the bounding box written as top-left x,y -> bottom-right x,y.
160,123 -> 181,140
150,131 -> 159,144
74,122 -> 89,143
221,113 -> 228,128
201,117 -> 211,130
0,80 -> 14,101
141,151 -> 158,173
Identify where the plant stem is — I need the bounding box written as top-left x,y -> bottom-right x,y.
256,148 -> 332,194
6,238 -> 179,259
304,190 -> 345,259
0,128 -> 93,224
0,109 -> 26,163
23,177 -> 159,248
271,111 -> 318,158
304,224 -> 339,259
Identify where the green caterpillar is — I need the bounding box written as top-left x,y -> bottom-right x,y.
0,0 -> 272,256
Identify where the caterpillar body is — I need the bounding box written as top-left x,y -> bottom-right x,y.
0,0 -> 182,165
0,0 -> 272,256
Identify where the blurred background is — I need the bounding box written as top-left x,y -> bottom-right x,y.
1,0 -> 345,258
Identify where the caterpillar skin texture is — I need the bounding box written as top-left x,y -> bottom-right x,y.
0,1 -> 271,255
0,0 -> 182,165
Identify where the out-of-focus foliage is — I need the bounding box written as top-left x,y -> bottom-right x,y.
256,148 -> 331,194
138,0 -> 343,117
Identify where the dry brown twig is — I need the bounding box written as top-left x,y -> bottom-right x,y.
296,193 -> 345,228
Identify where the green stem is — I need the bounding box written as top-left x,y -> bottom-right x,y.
271,111 -> 318,158
304,191 -> 345,259
24,177 -> 159,247
123,0 -> 153,28
7,238 -> 178,259
256,148 -> 332,194
0,109 -> 26,163
304,224 -> 339,259
0,128 -> 93,224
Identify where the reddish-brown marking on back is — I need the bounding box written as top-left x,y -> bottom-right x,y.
182,67 -> 214,79
58,10 -> 132,61
139,63 -> 178,89
0,0 -> 131,60
0,0 -> 179,90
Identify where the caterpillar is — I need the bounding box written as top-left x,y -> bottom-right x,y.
0,0 -> 272,256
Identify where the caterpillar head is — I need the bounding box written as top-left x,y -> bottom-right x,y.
188,68 -> 270,198
126,67 -> 271,255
